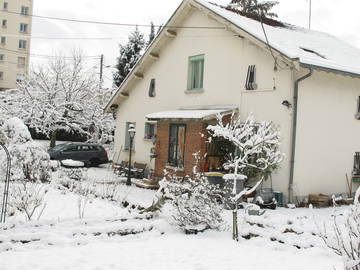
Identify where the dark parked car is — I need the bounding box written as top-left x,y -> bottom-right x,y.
48,143 -> 109,166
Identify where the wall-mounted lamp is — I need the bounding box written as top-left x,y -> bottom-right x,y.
281,100 -> 292,108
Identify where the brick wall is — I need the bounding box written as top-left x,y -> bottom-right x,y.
154,120 -> 208,178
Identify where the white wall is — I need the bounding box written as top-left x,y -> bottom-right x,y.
113,7 -> 295,197
294,69 -> 360,196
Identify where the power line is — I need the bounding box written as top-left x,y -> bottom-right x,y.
0,47 -> 101,59
0,10 -> 224,29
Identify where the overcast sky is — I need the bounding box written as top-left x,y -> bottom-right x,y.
31,0 -> 360,87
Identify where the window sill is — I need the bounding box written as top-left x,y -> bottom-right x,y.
165,165 -> 185,171
185,89 -> 204,94
242,87 -> 276,93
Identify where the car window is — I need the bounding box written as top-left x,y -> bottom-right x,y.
52,144 -> 65,151
81,145 -> 91,151
64,145 -> 78,151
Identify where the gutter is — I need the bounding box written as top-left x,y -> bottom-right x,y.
288,68 -> 313,203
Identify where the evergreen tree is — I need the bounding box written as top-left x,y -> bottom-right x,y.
113,27 -> 146,87
147,22 -> 156,46
229,0 -> 279,18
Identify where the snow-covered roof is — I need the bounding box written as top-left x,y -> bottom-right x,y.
146,109 -> 233,120
195,0 -> 360,76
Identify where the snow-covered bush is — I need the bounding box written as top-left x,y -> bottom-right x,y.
319,187 -> 360,269
9,182 -> 48,221
159,170 -> 224,233
0,117 -> 51,183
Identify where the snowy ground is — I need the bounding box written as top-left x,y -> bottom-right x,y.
0,164 -> 349,269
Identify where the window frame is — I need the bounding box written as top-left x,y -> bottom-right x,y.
1,37 -> 6,45
19,23 -> 28,33
168,124 -> 186,168
21,6 -> 29,15
144,122 -> 156,140
2,20 -> 7,28
187,54 -> 204,91
18,57 -> 26,67
3,2 -> 8,10
0,54 -> 4,61
19,40 -> 27,49
0,72 -> 4,80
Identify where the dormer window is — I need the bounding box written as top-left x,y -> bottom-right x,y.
245,65 -> 257,90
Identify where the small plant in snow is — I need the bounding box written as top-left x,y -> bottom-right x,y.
159,155 -> 224,233
318,187 -> 360,270
9,182 -> 48,221
207,113 -> 283,240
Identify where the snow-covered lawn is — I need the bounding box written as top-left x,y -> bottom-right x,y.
0,165 -> 351,269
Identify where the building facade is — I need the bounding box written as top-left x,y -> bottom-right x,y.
106,0 -> 360,202
0,0 -> 33,90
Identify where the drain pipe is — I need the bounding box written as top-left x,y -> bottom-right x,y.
288,68 -> 313,203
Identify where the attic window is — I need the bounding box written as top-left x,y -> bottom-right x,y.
245,65 -> 257,90
300,47 -> 326,59
149,78 -> 156,97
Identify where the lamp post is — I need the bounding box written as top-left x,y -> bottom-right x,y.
127,124 -> 136,186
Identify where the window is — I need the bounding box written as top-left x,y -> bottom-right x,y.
245,65 -> 257,90
21,6 -> 29,15
144,122 -> 156,140
168,124 -> 186,167
0,54 -> 4,61
2,20 -> 6,28
0,72 -> 3,80
124,122 -> 136,151
20,23 -> 28,33
19,40 -> 26,49
3,2 -> 8,9
148,78 -> 156,97
18,57 -> 25,67
187,54 -> 204,90
1,37 -> 6,45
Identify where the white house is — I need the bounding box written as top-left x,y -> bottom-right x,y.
106,0 -> 360,202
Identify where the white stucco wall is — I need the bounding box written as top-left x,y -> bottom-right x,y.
113,7 -> 295,198
294,70 -> 360,197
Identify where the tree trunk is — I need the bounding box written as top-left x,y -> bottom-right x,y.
232,208 -> 238,241
50,130 -> 58,148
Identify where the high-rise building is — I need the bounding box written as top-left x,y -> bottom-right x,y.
0,0 -> 33,90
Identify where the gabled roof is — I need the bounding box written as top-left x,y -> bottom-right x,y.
106,0 -> 360,111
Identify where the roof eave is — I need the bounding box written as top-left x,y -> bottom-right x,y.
300,63 -> 360,78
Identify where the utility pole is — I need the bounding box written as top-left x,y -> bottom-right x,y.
308,0 -> 312,30
99,54 -> 104,88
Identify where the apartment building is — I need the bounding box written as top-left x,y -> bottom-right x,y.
0,0 -> 33,90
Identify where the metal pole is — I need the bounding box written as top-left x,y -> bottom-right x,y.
99,54 -> 104,88
126,137 -> 133,186
0,143 -> 11,223
309,0 -> 312,30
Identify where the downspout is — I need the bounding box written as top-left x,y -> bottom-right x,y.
288,68 -> 313,203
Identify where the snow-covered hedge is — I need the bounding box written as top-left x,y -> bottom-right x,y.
0,117 -> 51,182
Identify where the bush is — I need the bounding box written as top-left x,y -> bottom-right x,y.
160,172 -> 224,233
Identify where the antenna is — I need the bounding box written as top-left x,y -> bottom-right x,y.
308,0 -> 312,29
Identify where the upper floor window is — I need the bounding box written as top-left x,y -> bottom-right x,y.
19,40 -> 27,49
18,57 -> 26,67
2,20 -> 7,28
21,6 -> 29,15
1,37 -> 6,45
0,72 -> 4,80
187,54 -> 204,91
148,78 -> 156,97
20,23 -> 28,33
0,54 -> 4,61
3,2 -> 8,10
245,65 -> 257,90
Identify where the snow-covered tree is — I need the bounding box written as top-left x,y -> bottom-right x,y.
207,113 -> 283,240
228,0 -> 279,18
113,27 -> 146,87
0,117 -> 51,183
147,22 -> 156,46
0,52 -> 115,147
